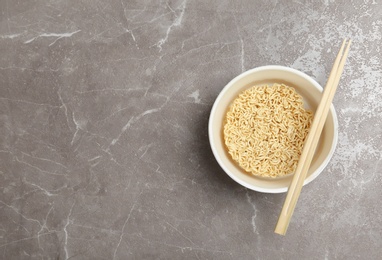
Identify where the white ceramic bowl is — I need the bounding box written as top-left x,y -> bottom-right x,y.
209,65 -> 338,193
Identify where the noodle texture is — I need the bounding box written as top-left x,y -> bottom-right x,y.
223,83 -> 313,178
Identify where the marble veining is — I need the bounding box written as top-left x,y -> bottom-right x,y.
1,0 -> 381,259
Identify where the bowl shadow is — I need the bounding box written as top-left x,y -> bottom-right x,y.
195,103 -> 243,191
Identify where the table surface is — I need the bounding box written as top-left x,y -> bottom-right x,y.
1,0 -> 381,259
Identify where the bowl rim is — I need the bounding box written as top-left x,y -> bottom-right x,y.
208,65 -> 339,193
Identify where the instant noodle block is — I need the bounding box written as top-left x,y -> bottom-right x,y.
208,66 -> 338,193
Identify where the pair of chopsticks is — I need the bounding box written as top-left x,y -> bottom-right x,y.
274,39 -> 352,235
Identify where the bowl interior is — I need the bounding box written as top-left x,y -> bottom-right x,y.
209,66 -> 337,193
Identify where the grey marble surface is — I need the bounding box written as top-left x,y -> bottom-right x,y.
1,0 -> 381,259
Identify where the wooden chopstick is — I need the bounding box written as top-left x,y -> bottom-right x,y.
274,39 -> 351,235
